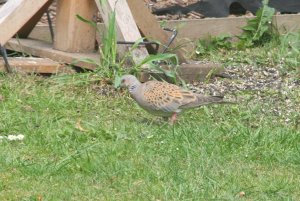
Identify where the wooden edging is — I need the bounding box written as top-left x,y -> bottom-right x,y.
28,14 -> 300,44
168,14 -> 300,39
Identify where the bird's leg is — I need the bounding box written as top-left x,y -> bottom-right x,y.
169,112 -> 177,125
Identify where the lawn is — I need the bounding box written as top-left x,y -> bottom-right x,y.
0,72 -> 299,200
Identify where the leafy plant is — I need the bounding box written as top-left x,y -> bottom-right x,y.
77,9 -> 119,79
193,0 -> 300,69
237,0 -> 276,48
195,34 -> 233,56
195,0 -> 276,56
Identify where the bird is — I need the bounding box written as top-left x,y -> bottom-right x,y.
120,74 -> 228,124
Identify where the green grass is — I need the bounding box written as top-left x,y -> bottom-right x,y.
194,26 -> 300,71
0,74 -> 299,200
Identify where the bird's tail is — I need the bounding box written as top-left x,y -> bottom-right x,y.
200,95 -> 236,105
182,95 -> 234,109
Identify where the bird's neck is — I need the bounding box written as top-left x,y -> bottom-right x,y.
129,82 -> 140,94
129,85 -> 137,93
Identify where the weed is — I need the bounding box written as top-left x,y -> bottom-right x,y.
195,0 -> 300,71
237,0 -> 276,48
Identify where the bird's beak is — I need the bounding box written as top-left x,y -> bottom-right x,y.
120,79 -> 128,89
117,80 -> 128,90
119,81 -> 125,88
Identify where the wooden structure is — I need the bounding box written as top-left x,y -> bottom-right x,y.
1,1 -> 300,80
0,0 -> 51,45
0,0 -> 223,81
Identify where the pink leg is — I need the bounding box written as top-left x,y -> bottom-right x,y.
170,112 -> 177,125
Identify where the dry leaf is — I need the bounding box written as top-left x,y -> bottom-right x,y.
76,119 -> 86,132
239,191 -> 245,197
37,195 -> 43,201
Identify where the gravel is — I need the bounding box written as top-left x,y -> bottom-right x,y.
187,64 -> 300,125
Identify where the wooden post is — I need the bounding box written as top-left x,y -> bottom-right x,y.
53,0 -> 98,53
0,0 -> 51,45
95,0 -> 149,65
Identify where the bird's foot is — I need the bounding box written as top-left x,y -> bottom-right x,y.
169,113 -> 177,125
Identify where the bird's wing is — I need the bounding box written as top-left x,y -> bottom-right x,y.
142,81 -> 197,113
180,94 -> 225,109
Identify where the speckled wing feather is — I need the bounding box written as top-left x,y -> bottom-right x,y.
141,81 -> 198,113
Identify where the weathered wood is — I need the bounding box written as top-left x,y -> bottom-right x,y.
28,25 -> 54,43
95,0 -> 149,65
54,0 -> 98,52
139,62 -> 224,83
29,14 -> 300,44
0,57 -> 73,74
17,0 -> 53,38
0,0 -> 51,45
168,14 -> 300,40
5,38 -> 100,70
127,0 -> 187,63
4,38 -> 222,81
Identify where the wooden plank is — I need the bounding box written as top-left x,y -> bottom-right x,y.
29,14 -> 300,45
28,25 -> 54,43
139,62 -> 224,83
127,0 -> 187,63
17,0 -> 53,38
5,38 -> 100,70
167,14 -> 300,40
0,57 -> 73,74
53,0 -> 98,52
95,0 -> 149,65
0,0 -> 51,45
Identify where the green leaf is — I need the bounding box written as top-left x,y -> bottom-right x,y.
134,53 -> 179,70
238,0 -> 275,48
242,25 -> 257,32
76,15 -> 99,32
114,74 -> 121,88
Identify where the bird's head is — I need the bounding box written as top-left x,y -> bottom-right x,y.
120,74 -> 141,92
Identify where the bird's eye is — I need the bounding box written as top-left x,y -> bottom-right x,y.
121,79 -> 125,83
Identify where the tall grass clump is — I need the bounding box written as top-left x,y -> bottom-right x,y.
75,0 -> 181,85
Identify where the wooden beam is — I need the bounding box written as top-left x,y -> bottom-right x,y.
0,0 -> 51,45
5,38 -> 100,70
0,57 -> 73,74
127,0 -> 187,63
53,0 -> 98,52
17,0 -> 53,38
95,0 -> 149,65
